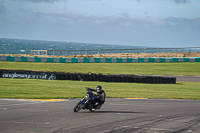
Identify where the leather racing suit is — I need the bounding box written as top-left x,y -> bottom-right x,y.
87,88 -> 106,109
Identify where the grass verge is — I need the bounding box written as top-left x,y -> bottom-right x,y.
0,78 -> 200,100
0,61 -> 200,76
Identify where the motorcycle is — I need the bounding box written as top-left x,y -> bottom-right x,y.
73,88 -> 97,112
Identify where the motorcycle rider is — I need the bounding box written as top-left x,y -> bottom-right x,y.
87,85 -> 106,111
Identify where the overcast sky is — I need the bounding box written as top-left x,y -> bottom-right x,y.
0,0 -> 200,47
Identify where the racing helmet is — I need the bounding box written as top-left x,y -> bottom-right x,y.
96,85 -> 102,92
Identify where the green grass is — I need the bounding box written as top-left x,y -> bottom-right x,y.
0,78 -> 200,100
0,61 -> 200,76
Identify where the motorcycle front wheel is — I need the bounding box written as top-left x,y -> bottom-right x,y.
73,102 -> 84,112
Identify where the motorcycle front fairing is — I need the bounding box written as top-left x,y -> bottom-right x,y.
80,91 -> 95,109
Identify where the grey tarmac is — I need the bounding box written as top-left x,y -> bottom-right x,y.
175,76 -> 200,82
0,98 -> 200,133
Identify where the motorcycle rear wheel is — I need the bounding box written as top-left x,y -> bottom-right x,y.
73,102 -> 84,112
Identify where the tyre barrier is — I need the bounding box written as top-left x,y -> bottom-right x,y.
0,69 -> 176,84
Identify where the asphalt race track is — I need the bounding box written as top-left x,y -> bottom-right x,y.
0,98 -> 200,133
175,76 -> 200,82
